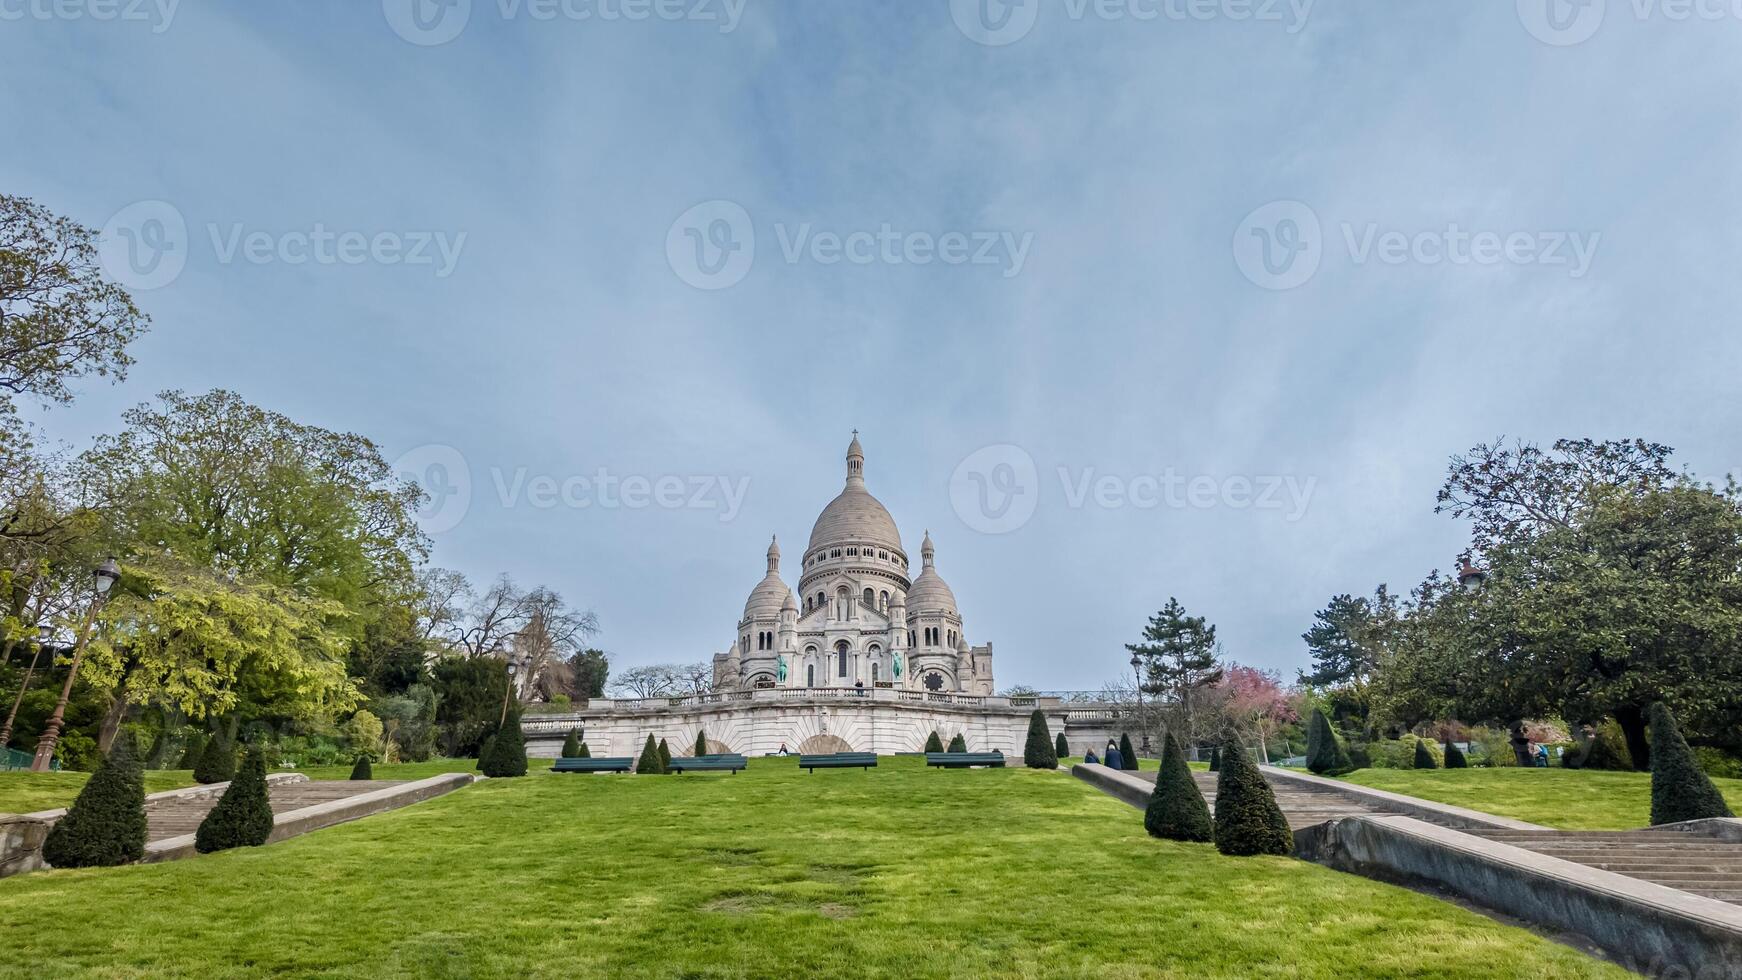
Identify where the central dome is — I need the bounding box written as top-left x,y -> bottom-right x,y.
806,432 -> 904,555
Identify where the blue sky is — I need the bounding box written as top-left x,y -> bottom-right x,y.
4,1 -> 1739,689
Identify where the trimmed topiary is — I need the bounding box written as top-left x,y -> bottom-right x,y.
657,738 -> 672,772
1306,709 -> 1352,775
349,755 -> 372,780
924,731 -> 944,753
1443,740 -> 1468,769
193,733 -> 236,785
480,713 -> 528,778
1413,739 -> 1437,770
636,734 -> 663,774
1119,733 -> 1139,770
1023,710 -> 1058,769
176,733 -> 206,770
1212,734 -> 1293,857
42,732 -> 147,868
1055,732 -> 1070,759
1582,722 -> 1635,772
694,729 -> 708,757
1650,702 -> 1735,826
561,729 -> 582,758
195,746 -> 275,854
948,733 -> 967,753
1146,733 -> 1213,842
1208,746 -> 1221,772
578,742 -> 591,758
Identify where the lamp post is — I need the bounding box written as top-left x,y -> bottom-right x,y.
499,658 -> 520,726
1,623 -> 55,752
1130,652 -> 1150,757
30,558 -> 121,772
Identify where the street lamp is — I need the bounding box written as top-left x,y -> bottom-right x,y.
31,558 -> 121,772
0,623 -> 55,752
1130,652 -> 1150,757
499,658 -> 520,726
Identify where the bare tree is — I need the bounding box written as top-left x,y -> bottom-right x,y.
612,664 -> 678,699
674,661 -> 713,696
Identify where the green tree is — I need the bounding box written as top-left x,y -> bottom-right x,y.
693,729 -> 708,757
562,728 -> 583,758
195,746 -> 274,853
1305,708 -> 1352,775
1119,733 -> 1138,771
1126,598 -> 1222,740
1023,710 -> 1057,769
1208,745 -> 1220,772
480,712 -> 527,778
1055,732 -> 1070,759
1413,739 -> 1437,769
657,737 -> 671,771
924,731 -> 943,753
1212,734 -> 1292,856
176,732 -> 206,770
947,733 -> 967,753
1443,739 -> 1468,769
349,755 -> 372,780
635,733 -> 663,774
193,732 -> 236,784
41,732 -> 146,868
1145,733 -> 1212,842
577,742 -> 590,758
1581,722 -> 1634,771
1649,703 -> 1733,826
431,656 -> 509,757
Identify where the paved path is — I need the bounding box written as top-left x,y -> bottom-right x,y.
143,780 -> 415,842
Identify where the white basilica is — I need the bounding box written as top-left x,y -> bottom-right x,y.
712,434 -> 995,696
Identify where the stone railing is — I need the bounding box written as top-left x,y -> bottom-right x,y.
517,687 -> 1094,733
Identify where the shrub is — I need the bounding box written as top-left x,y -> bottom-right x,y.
561,729 -> 582,758
1146,733 -> 1213,843
193,733 -> 236,784
1305,709 -> 1352,775
578,742 -> 591,758
1581,722 -> 1635,772
1208,745 -> 1220,772
924,731 -> 944,753
1466,727 -> 1515,768
1212,732 -> 1293,856
195,746 -> 275,853
1650,702 -> 1734,826
1023,710 -> 1057,769
1413,739 -> 1437,770
42,732 -> 147,868
694,729 -> 708,757
1119,733 -> 1138,770
1055,732 -> 1070,759
657,738 -> 672,771
344,710 -> 383,757
480,714 -> 528,778
1371,737 -> 1440,770
176,733 -> 206,770
1346,740 -> 1373,770
349,755 -> 372,780
1443,740 -> 1468,769
948,733 -> 967,753
1694,746 -> 1742,780
635,734 -> 663,774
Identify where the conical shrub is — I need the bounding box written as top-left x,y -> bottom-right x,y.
1055,732 -> 1070,759
1582,722 -> 1634,771
195,746 -> 275,853
948,733 -> 967,753
657,738 -> 672,771
1650,702 -> 1734,826
1119,733 -> 1138,770
480,713 -> 528,777
636,734 -> 663,774
176,733 -> 206,770
1023,710 -> 1057,769
561,729 -> 582,758
1306,709 -> 1352,775
578,742 -> 591,758
1208,746 -> 1220,772
1146,733 -> 1213,842
1413,739 -> 1437,770
694,729 -> 708,757
1443,740 -> 1468,769
924,731 -> 944,753
193,732 -> 236,784
1212,734 -> 1293,856
349,755 -> 372,780
42,732 -> 147,868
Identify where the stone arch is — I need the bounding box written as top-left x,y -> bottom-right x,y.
698,734 -> 736,755
798,733 -> 853,755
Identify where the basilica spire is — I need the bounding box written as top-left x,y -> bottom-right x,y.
846,430 -> 865,487
921,529 -> 935,567
767,534 -> 780,573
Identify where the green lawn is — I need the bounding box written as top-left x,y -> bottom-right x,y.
0,756 -> 1622,978
1338,767 -> 1742,830
0,760 -> 484,814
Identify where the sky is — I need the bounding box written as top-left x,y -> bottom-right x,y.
3,0 -> 1739,691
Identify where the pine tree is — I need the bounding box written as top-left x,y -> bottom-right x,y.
1209,745 -> 1221,772
1212,733 -> 1293,856
561,729 -> 582,758
1145,733 -> 1213,842
924,731 -> 944,753
349,755 -> 372,780
1443,739 -> 1468,769
1650,702 -> 1735,826
195,746 -> 275,853
480,713 -> 528,777
657,738 -> 672,771
1055,732 -> 1070,759
1413,739 -> 1437,770
578,742 -> 591,758
948,733 -> 967,753
636,734 -> 663,774
694,729 -> 709,757
1126,597 -> 1223,736
1023,710 -> 1058,769
1305,708 -> 1352,775
1119,733 -> 1139,770
193,732 -> 236,784
42,732 -> 147,868
176,732 -> 206,770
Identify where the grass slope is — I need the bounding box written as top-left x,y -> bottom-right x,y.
0,757 -> 1620,978
1339,768 -> 1742,830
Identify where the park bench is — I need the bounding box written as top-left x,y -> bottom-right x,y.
667,754 -> 747,774
550,756 -> 634,773
798,752 -> 878,772
925,751 -> 1006,769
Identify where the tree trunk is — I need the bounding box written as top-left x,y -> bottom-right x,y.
96,687 -> 129,755
1614,704 -> 1650,771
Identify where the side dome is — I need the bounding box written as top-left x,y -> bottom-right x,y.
905,530 -> 957,614
807,433 -> 904,555
743,535 -> 794,619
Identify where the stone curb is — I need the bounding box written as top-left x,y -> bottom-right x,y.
1258,765 -> 1550,831
144,772 -> 475,863
1646,818 -> 1742,844
17,772 -> 310,824
1071,763 -> 1153,809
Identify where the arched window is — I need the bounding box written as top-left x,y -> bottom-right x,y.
909,630 -> 916,646
836,640 -> 850,678
806,664 -> 815,687
862,588 -> 875,609
816,592 -> 825,612
871,662 -> 880,683
879,590 -> 889,611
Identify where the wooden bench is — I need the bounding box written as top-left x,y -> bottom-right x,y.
550,756 -> 634,773
667,754 -> 747,774
799,752 -> 877,772
925,752 -> 1006,769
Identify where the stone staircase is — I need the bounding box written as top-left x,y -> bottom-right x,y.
1468,829 -> 1742,905
143,780 -> 412,842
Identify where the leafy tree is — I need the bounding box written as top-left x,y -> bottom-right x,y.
193,732 -> 236,784
1300,590 -> 1395,689
431,656 -> 509,757
1145,733 -> 1212,842
924,731 -> 944,753
1118,733 -> 1138,770
657,737 -> 671,771
1650,702 -> 1734,826
1023,710 -> 1057,769
693,729 -> 708,757
566,648 -> 611,700
1055,732 -> 1069,759
1126,598 -> 1222,739
1443,739 -> 1468,769
562,729 -> 583,758
41,732 -> 146,868
195,746 -> 274,853
947,733 -> 967,753
349,755 -> 372,780
635,733 -> 663,774
1216,665 -> 1298,763
1413,739 -> 1437,769
1306,708 -> 1352,775
1212,734 -> 1293,856
480,712 -> 527,778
